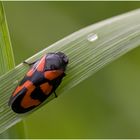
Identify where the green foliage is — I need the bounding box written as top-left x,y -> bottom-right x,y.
0,8 -> 140,135
0,3 -> 26,138
0,2 -> 15,75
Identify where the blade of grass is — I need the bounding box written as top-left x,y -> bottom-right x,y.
0,3 -> 26,138
0,9 -> 140,134
0,2 -> 15,73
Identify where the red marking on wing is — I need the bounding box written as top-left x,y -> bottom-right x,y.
21,82 -> 41,108
26,69 -> 34,77
13,80 -> 33,97
36,55 -> 46,72
40,83 -> 53,95
13,80 -> 41,108
44,70 -> 63,80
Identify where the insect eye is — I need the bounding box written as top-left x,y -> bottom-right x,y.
50,65 -> 57,70
45,63 -> 58,71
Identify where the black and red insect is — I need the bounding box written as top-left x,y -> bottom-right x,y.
9,52 -> 68,114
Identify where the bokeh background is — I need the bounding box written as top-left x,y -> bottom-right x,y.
2,1 -> 140,138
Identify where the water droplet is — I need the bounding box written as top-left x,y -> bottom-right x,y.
87,33 -> 98,42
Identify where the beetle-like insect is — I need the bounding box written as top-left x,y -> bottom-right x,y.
9,52 -> 68,113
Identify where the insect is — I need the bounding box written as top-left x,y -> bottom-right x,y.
9,52 -> 68,114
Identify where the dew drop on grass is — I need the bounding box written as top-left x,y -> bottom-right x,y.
87,33 -> 98,42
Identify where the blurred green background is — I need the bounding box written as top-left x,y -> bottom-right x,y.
2,1 -> 140,138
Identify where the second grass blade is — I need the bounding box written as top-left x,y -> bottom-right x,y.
0,2 -> 15,74
0,3 -> 27,138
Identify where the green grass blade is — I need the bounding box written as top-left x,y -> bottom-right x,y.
0,3 -> 26,138
0,9 -> 140,134
0,2 -> 15,75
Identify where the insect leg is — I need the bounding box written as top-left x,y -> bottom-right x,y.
23,60 -> 37,66
54,91 -> 57,98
